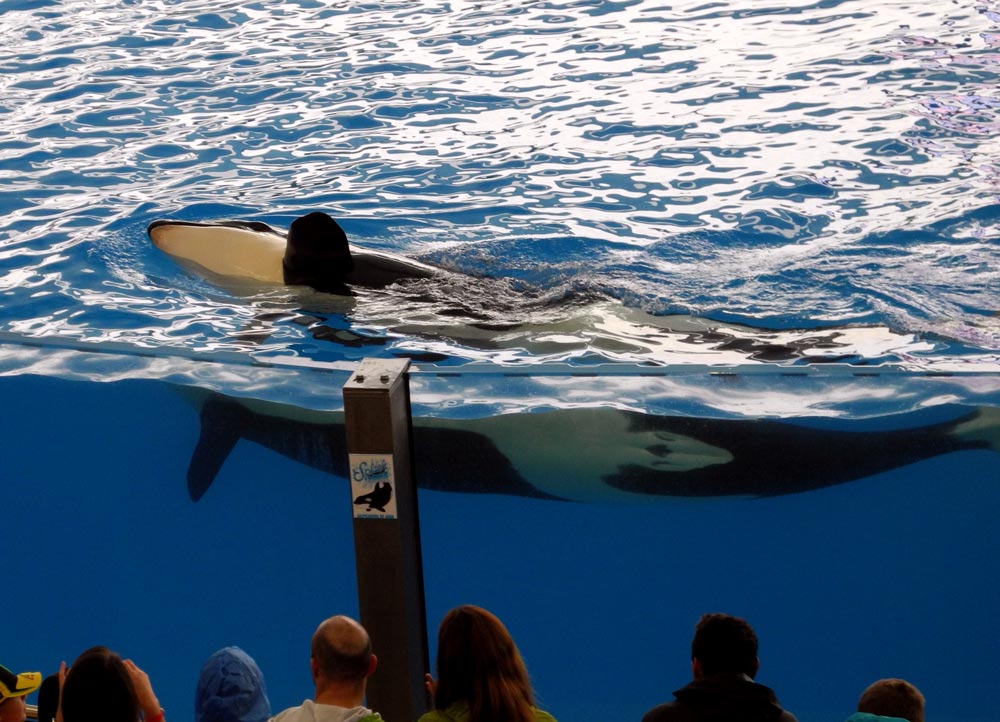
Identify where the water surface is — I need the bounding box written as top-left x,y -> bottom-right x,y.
0,0 -> 998,373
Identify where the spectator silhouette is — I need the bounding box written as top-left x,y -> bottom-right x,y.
36,674 -> 60,722
421,605 -> 557,722
845,678 -> 924,722
641,613 -> 797,722
61,647 -> 163,722
196,648 -> 270,722
269,616 -> 381,722
0,663 -> 41,722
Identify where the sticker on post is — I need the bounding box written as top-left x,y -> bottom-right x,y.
349,454 -> 397,519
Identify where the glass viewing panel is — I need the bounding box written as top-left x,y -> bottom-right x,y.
2,341 -> 998,722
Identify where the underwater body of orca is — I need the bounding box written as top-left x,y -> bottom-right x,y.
149,212 -> 938,365
184,390 -> 1000,504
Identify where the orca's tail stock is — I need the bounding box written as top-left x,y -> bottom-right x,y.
187,396 -> 247,501
950,405 -> 1000,454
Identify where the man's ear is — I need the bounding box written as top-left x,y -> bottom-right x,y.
367,654 -> 378,677
692,658 -> 703,680
310,657 -> 319,684
750,656 -> 760,679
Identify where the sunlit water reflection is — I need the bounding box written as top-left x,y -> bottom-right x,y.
1,0 -> 999,378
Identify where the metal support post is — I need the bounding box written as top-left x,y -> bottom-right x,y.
343,358 -> 428,722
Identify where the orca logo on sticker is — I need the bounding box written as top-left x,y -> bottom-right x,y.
353,482 -> 393,513
349,454 -> 398,518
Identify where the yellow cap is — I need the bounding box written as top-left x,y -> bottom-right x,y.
0,665 -> 42,701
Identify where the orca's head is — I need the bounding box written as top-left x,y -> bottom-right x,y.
282,212 -> 355,294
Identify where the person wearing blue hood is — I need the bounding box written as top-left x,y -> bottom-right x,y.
196,648 -> 271,722
843,678 -> 925,722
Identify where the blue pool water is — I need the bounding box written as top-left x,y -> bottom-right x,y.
1,1 -> 1000,722
3,367 -> 1000,722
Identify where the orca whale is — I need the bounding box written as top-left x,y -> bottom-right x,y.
147,212 -> 942,366
148,211 -> 441,294
182,390 -> 1000,503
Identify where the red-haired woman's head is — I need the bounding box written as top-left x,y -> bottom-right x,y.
433,606 -> 535,722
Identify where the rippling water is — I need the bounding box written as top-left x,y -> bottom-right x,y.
1,0 -> 999,370
4,8 -> 1000,721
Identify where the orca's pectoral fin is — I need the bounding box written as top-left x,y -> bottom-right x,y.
186,397 -> 246,501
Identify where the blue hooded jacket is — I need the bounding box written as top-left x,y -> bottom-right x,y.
196,647 -> 271,722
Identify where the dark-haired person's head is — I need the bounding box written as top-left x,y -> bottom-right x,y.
36,674 -> 60,722
62,647 -> 140,722
310,616 -> 375,695
857,678 -> 925,722
691,613 -> 760,679
433,605 -> 535,722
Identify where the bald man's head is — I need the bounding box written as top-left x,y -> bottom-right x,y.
310,616 -> 373,685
